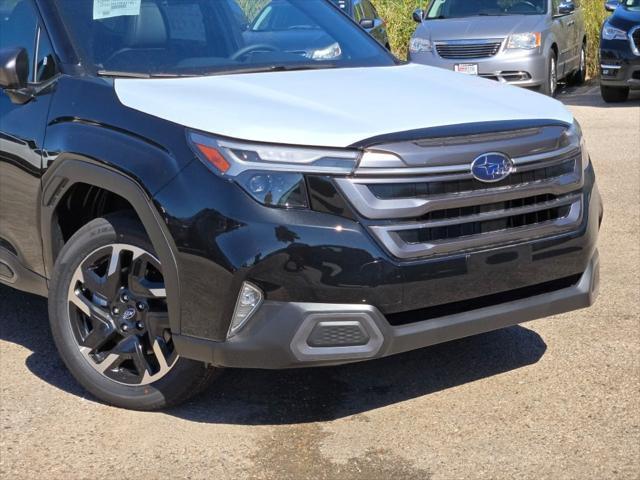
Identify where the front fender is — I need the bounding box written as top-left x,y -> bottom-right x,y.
40,157 -> 183,335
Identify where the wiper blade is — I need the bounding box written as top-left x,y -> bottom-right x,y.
98,70 -> 151,78
97,70 -> 194,78
204,64 -> 339,76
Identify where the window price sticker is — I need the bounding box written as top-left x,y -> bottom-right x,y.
93,0 -> 141,20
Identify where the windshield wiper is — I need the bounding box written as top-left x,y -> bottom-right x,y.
97,70 -> 195,79
204,64 -> 339,76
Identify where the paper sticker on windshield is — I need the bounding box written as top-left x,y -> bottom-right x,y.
93,0 -> 141,20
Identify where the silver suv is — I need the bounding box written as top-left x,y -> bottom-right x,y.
408,0 -> 587,96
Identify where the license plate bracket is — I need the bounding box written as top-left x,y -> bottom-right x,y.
454,64 -> 479,75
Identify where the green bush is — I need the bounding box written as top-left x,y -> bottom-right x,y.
373,0 -> 609,78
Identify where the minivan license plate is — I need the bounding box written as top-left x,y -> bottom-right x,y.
454,64 -> 478,75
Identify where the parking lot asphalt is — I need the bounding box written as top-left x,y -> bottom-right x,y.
1,85 -> 639,480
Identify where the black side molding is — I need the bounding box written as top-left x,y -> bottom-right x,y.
0,247 -> 48,297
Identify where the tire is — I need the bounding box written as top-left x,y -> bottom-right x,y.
540,51 -> 558,97
600,85 -> 629,103
569,43 -> 587,86
48,213 -> 221,410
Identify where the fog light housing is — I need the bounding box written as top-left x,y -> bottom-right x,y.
228,282 -> 263,338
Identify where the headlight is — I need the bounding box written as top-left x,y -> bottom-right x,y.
409,37 -> 433,53
602,24 -> 627,41
310,42 -> 342,60
563,120 -> 589,170
507,32 -> 541,49
188,131 -> 360,208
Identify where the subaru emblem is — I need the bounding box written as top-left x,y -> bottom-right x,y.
122,307 -> 137,321
471,153 -> 514,183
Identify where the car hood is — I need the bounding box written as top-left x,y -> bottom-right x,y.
609,7 -> 640,30
414,15 -> 546,41
114,63 -> 572,148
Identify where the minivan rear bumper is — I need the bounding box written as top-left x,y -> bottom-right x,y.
173,250 -> 599,368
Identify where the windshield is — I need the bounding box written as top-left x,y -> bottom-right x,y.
621,0 -> 640,10
52,0 -> 394,77
426,0 -> 548,18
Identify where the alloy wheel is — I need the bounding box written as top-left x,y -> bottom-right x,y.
67,244 -> 177,386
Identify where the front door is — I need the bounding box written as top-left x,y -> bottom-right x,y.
0,0 -> 57,276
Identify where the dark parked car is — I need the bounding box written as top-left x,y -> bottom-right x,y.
600,0 -> 640,102
1,0 -> 600,410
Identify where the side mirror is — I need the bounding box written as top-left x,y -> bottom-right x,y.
604,0 -> 618,12
412,8 -> 425,23
558,1 -> 575,15
0,47 -> 29,90
360,18 -> 375,29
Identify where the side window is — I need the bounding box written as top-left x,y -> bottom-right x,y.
353,1 -> 365,21
0,0 -> 38,81
362,0 -> 376,19
35,27 -> 58,83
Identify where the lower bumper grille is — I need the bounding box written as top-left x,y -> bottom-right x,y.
386,273 -> 583,326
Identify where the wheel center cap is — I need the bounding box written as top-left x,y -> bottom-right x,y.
122,307 -> 137,321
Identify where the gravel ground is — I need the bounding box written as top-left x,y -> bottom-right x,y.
1,85 -> 639,480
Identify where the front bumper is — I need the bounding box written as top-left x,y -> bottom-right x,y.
409,48 -> 548,87
174,251 -> 599,368
156,139 -> 602,366
600,43 -> 640,89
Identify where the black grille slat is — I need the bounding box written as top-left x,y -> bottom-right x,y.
436,42 -> 501,59
398,203 -> 572,244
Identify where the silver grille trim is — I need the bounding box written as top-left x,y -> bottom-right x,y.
353,144 -> 580,178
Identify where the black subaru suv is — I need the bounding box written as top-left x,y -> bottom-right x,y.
601,0 -> 640,102
0,0 -> 601,410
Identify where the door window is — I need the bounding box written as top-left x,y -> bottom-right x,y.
0,0 -> 38,81
362,0 -> 376,19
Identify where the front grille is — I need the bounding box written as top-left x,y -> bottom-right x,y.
335,125 -> 584,260
436,40 -> 502,59
632,27 -> 640,51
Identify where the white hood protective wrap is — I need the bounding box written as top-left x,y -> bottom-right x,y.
114,63 -> 573,148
